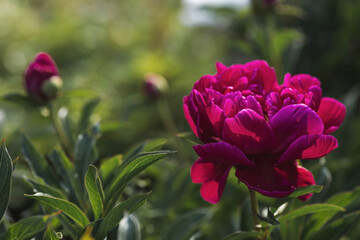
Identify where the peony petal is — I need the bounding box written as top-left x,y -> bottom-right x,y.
317,97 -> 346,134
284,73 -> 320,92
183,95 -> 198,137
200,168 -> 230,204
244,60 -> 278,92
216,62 -> 227,75
193,142 -> 253,166
302,134 -> 338,159
278,135 -> 319,164
296,166 -> 316,201
205,102 -> 225,136
194,75 -> 217,92
235,156 -> 297,198
223,109 -> 275,155
191,158 -> 217,183
269,104 -> 324,152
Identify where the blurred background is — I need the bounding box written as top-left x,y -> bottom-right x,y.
1,0 -> 360,239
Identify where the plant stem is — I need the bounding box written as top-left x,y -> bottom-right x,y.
249,189 -> 261,230
48,103 -> 74,161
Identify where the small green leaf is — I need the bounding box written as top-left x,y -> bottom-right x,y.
277,203 -> 345,223
2,212 -> 59,240
57,107 -> 75,149
0,141 -> 13,222
44,224 -> 63,240
117,213 -> 141,240
25,193 -> 89,228
257,206 -> 280,225
21,134 -> 55,184
85,165 -> 104,220
161,209 -> 213,240
222,231 -> 263,240
25,178 -> 66,199
105,150 -> 176,211
95,193 -> 149,240
78,98 -> 100,134
74,124 -> 100,188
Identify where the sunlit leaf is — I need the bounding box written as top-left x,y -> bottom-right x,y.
44,224 -> 63,240
105,150 -> 176,211
85,165 -> 104,220
25,193 -> 89,228
25,177 -> 66,199
95,193 -> 149,240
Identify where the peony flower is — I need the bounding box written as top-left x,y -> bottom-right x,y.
184,61 -> 345,204
24,52 -> 62,101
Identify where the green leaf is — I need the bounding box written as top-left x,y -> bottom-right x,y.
257,206 -> 280,225
25,193 -> 89,228
100,154 -> 123,187
2,212 -> 59,240
21,134 -> 55,184
305,187 -> 360,239
0,141 -> 13,222
43,224 -> 63,240
74,124 -> 100,188
277,203 -> 345,223
95,193 -> 149,240
123,138 -> 168,163
1,93 -> 38,108
78,98 -> 100,134
273,185 -> 323,208
161,209 -> 213,240
25,178 -> 66,199
105,150 -> 176,211
117,213 -> 141,240
85,165 -> 104,220
57,107 -> 75,149
222,231 -> 263,240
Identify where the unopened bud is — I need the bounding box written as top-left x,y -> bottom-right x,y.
41,76 -> 63,100
144,73 -> 169,99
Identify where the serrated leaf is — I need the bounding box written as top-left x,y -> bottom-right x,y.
277,203 -> 345,223
95,193 -> 149,240
25,193 -> 89,228
161,209 -> 213,240
222,231 -> 263,240
2,212 -> 59,240
0,141 -> 13,222
21,134 -> 55,184
105,150 -> 176,211
117,213 -> 141,240
85,165 -> 104,220
78,98 -> 100,134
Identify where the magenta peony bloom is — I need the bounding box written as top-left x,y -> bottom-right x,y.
184,61 -> 345,204
24,52 -> 62,101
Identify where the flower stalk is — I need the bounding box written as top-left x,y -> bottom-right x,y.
249,189 -> 261,231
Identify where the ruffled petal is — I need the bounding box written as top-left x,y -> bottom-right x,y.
200,168 -> 230,204
284,73 -> 320,92
269,104 -> 324,152
216,62 -> 227,75
206,102 -> 225,136
223,109 -> 276,155
193,142 -> 253,166
191,158 -> 216,183
193,75 -> 217,92
317,97 -> 346,134
244,60 -> 278,92
296,166 -> 316,201
235,156 -> 297,198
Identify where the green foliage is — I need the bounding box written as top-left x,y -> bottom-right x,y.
0,141 -> 14,222
85,165 -> 105,220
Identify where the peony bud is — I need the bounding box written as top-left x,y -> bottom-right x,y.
143,73 -> 169,99
24,52 -> 60,101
